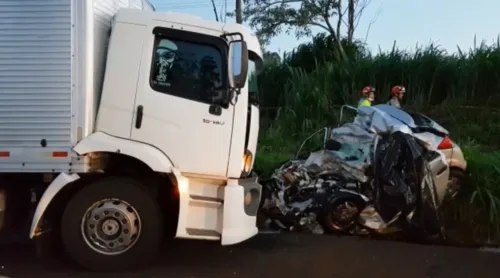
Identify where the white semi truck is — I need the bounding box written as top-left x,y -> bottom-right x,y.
0,0 -> 264,271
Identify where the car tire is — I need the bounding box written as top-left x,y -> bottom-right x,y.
60,177 -> 163,272
447,168 -> 467,200
322,196 -> 365,234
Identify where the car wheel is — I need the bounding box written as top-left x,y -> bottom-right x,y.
60,177 -> 163,272
322,196 -> 365,234
446,168 -> 466,200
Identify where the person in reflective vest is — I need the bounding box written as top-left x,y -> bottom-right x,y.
387,85 -> 406,109
357,86 -> 376,108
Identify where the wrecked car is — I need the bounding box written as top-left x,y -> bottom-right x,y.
405,111 -> 467,199
260,104 -> 449,238
364,105 -> 466,201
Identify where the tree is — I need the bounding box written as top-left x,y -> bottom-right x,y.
242,0 -> 372,60
263,51 -> 281,65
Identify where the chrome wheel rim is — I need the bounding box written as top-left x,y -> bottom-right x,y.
80,199 -> 141,256
446,177 -> 461,199
331,201 -> 359,230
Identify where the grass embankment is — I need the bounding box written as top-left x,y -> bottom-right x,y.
254,37 -> 500,244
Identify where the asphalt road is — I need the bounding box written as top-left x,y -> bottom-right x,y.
0,233 -> 499,278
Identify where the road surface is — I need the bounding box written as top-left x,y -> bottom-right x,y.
0,233 -> 498,278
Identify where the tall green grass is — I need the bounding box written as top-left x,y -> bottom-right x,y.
255,35 -> 500,244
258,35 -> 500,126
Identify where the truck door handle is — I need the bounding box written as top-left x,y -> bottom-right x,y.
135,105 -> 143,129
209,105 -> 222,116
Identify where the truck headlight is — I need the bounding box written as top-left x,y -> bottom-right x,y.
241,150 -> 253,174
177,177 -> 189,194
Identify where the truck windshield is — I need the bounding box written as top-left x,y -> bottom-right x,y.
248,59 -> 259,105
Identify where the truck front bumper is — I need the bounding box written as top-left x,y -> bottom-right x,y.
221,176 -> 262,245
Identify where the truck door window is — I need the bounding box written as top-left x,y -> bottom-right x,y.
150,37 -> 227,107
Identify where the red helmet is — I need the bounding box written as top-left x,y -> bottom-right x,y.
361,86 -> 376,97
391,85 -> 406,97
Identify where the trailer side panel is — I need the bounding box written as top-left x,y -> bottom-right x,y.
0,0 -> 154,173
0,0 -> 74,172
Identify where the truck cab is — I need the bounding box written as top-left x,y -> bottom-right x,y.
95,10 -> 263,178
21,9 -> 264,271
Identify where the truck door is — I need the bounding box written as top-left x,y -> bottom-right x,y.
131,26 -> 234,176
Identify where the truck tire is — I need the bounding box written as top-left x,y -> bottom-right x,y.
60,177 -> 163,271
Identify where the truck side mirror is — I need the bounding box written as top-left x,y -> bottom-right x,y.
228,40 -> 248,89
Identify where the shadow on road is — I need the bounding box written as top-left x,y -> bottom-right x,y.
0,234 -> 498,278
0,233 -> 303,277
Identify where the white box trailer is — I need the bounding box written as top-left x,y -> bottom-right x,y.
0,0 -> 153,172
0,0 -> 265,272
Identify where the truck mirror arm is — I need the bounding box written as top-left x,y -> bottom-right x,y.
228,88 -> 240,105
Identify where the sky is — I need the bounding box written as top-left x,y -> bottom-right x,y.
150,0 -> 500,55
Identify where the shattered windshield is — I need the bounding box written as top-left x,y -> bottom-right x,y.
408,112 -> 433,126
408,112 -> 449,135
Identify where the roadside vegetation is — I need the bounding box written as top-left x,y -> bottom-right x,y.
254,34 -> 500,245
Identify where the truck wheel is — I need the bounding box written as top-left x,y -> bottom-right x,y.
60,177 -> 163,271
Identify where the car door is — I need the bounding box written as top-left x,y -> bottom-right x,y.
130,25 -> 234,176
